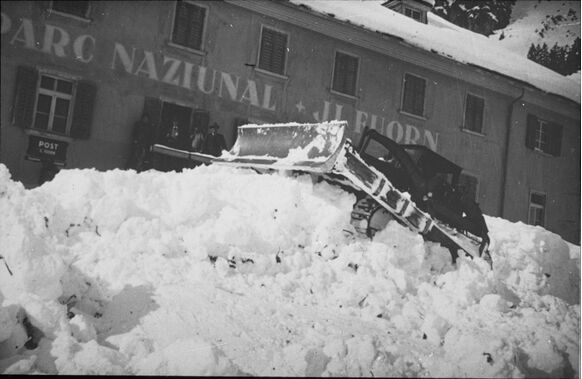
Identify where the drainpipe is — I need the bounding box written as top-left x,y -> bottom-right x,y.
499,87 -> 525,218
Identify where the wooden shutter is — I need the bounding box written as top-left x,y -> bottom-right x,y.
172,1 -> 189,46
525,114 -> 537,150
402,75 -> 413,114
172,1 -> 205,50
143,97 -> 163,143
465,94 -> 484,133
333,52 -> 358,95
70,80 -> 96,139
402,74 -> 425,115
411,75 -> 425,116
344,54 -> 358,95
13,66 -> 38,129
188,5 -> 206,50
548,123 -> 563,157
191,109 -> 209,134
259,28 -> 287,75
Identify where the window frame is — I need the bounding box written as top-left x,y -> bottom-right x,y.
462,92 -> 485,135
533,119 -> 549,153
32,72 -> 77,136
528,190 -> 547,227
49,0 -> 91,21
169,0 -> 209,54
256,25 -> 290,78
330,49 -> 360,99
404,6 -> 422,21
526,114 -> 562,156
400,72 -> 427,118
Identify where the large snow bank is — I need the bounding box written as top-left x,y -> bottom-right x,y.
0,163 -> 579,377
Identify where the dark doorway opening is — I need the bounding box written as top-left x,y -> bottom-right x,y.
159,102 -> 192,148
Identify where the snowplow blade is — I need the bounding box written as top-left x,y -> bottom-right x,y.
151,121 -> 490,264
215,121 -> 347,172
153,121 -> 348,173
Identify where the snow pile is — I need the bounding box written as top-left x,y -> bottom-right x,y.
0,163 -> 579,377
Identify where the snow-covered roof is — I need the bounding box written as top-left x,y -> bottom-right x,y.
288,0 -> 580,105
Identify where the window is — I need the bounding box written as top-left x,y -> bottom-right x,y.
458,173 -> 478,202
258,27 -> 288,76
404,7 -> 422,21
34,75 -> 74,134
464,94 -> 485,134
50,1 -> 90,19
528,192 -> 546,227
383,0 -> 429,24
332,51 -> 359,97
525,114 -> 562,156
142,97 -> 210,147
13,66 -> 96,139
171,1 -> 207,51
402,73 -> 426,117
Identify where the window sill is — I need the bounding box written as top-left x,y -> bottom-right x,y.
461,128 -> 485,137
254,68 -> 289,81
398,109 -> 426,121
166,41 -> 207,57
329,89 -> 358,101
45,9 -> 92,23
25,128 -> 74,143
530,147 -> 556,158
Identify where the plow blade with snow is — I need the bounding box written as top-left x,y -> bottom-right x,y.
153,121 -> 347,173
151,121 -> 491,263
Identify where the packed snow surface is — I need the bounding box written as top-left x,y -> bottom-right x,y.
0,164 -> 579,377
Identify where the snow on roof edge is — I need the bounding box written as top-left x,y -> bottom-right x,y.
286,0 -> 580,106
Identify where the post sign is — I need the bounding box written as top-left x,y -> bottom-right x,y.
26,135 -> 68,164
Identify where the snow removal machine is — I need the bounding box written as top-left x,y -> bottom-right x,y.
151,121 -> 491,265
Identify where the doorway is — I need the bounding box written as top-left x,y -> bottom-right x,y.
160,102 -> 192,148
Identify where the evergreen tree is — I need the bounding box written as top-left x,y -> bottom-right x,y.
432,0 -> 516,36
564,37 -> 581,75
527,38 -> 580,76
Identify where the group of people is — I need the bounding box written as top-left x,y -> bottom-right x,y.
164,120 -> 227,156
127,114 -> 228,172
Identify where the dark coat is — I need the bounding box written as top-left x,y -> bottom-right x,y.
127,119 -> 154,171
203,132 -> 227,156
132,120 -> 153,148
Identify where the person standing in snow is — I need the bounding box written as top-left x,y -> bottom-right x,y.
203,122 -> 227,157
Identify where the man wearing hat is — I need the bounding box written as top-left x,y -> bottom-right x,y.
203,122 -> 227,156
